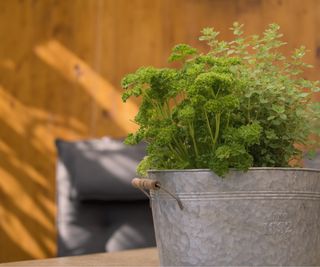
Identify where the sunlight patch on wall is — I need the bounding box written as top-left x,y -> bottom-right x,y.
0,59 -> 16,71
0,166 -> 54,234
0,167 -> 54,259
34,40 -> 139,133
0,87 -> 87,153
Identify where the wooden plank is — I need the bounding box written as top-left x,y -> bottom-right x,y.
0,248 -> 158,267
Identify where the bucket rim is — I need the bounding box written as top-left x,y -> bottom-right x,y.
147,167 -> 320,174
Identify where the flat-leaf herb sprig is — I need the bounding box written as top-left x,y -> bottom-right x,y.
122,23 -> 320,177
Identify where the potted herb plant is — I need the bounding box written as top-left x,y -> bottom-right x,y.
122,23 -> 320,266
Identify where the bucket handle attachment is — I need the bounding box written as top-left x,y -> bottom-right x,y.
132,178 -> 183,210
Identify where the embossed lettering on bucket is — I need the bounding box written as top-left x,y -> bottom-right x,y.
148,168 -> 320,266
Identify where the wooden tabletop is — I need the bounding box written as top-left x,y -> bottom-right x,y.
0,248 -> 159,267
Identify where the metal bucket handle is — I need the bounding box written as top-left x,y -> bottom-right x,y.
132,178 -> 183,210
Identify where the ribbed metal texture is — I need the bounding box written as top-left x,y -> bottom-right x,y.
149,168 -> 320,266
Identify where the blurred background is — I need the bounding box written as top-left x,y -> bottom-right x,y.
0,0 -> 319,263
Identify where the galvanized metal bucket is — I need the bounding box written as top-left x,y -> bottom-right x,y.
147,168 -> 320,266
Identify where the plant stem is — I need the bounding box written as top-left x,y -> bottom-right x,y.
226,112 -> 230,128
168,144 -> 185,162
213,113 -> 221,148
247,98 -> 251,123
173,136 -> 189,158
188,122 -> 199,158
204,110 -> 215,148
216,86 -> 221,98
164,100 -> 171,117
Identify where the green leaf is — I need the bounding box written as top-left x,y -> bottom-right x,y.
298,92 -> 310,98
168,44 -> 197,62
267,116 -> 275,120
280,114 -> 287,120
215,145 -> 232,159
272,105 -> 285,114
265,130 -> 278,140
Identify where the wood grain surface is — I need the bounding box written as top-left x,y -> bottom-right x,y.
0,248 -> 158,267
0,0 -> 319,263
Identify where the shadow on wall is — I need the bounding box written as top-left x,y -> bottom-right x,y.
0,40 -> 136,262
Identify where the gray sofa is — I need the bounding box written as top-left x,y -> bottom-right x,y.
55,137 -> 155,256
304,152 -> 320,169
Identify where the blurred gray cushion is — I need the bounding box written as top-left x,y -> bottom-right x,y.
55,137 -> 155,256
56,137 -> 147,201
304,151 -> 320,169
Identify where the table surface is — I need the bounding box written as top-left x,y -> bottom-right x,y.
0,248 -> 159,267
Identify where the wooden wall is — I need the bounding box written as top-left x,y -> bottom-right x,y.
0,0 -> 319,262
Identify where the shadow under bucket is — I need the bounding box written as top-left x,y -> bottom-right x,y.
147,168 -> 320,266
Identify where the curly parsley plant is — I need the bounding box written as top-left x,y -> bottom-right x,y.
122,23 -> 320,177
